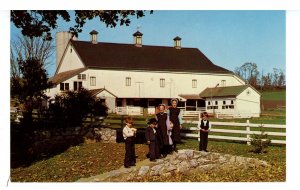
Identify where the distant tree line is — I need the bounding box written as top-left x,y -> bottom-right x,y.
234,62 -> 285,90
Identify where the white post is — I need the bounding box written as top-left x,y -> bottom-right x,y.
198,128 -> 200,142
246,119 -> 251,145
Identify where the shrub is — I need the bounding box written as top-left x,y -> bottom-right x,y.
47,88 -> 108,128
250,124 -> 271,153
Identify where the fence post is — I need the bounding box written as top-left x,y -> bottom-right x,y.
246,119 -> 251,145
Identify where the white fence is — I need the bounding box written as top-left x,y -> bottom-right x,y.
181,120 -> 286,145
116,106 -> 144,115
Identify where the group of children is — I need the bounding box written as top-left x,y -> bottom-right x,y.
122,98 -> 211,168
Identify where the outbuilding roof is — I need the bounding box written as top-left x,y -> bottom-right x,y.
199,85 -> 251,98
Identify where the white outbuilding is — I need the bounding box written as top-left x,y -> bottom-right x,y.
199,85 -> 261,118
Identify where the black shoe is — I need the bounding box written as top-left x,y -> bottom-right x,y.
130,163 -> 136,166
150,159 -> 156,162
174,148 -> 178,153
146,153 -> 150,158
204,150 -> 209,152
124,165 -> 131,168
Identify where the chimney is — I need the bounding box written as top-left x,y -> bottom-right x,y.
90,30 -> 98,44
56,31 -> 77,70
173,36 -> 182,49
133,30 -> 143,47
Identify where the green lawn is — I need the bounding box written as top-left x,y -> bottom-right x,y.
261,90 -> 286,101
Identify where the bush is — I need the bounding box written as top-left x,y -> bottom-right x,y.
47,88 -> 108,128
250,124 -> 271,153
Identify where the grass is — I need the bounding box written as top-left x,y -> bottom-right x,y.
261,90 -> 286,101
11,139 -> 286,182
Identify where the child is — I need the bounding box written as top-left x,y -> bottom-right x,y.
197,112 -> 211,152
145,118 -> 160,162
123,116 -> 137,168
155,104 -> 169,157
168,98 -> 183,152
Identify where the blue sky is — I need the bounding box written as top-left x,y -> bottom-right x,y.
10,10 -> 286,77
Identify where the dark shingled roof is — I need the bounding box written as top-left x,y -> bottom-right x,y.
71,40 -> 231,73
49,68 -> 87,84
178,94 -> 203,100
199,85 -> 250,98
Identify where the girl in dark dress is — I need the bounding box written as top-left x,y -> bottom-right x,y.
156,104 -> 170,157
168,98 -> 183,152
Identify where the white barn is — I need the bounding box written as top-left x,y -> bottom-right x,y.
46,30 -> 259,117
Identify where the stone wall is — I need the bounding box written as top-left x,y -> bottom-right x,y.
11,126 -> 117,165
78,149 -> 269,182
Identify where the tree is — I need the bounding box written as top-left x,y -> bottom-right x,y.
10,35 -> 54,78
11,58 -> 52,126
11,10 -> 153,41
261,73 -> 273,90
234,62 -> 259,88
277,69 -> 286,89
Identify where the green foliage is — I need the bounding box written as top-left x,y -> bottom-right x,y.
11,58 -> 52,125
11,10 -> 153,41
47,88 -> 108,128
250,125 -> 271,153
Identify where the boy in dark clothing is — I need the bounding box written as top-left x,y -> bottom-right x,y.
197,112 -> 211,152
145,118 -> 160,162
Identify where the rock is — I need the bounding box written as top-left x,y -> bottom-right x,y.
235,156 -> 246,164
166,165 -> 177,172
185,150 -> 194,158
178,161 -> 189,173
229,156 -> 236,163
178,153 -> 188,160
151,164 -> 164,171
170,159 -> 181,165
189,159 -> 199,168
197,158 -> 211,164
150,164 -> 164,176
138,166 -> 150,176
193,154 -> 201,159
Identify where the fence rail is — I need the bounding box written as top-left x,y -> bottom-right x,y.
181,120 -> 286,145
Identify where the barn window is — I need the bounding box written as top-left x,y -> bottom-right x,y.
221,80 -> 226,87
215,101 -> 218,105
74,81 -> 82,91
192,79 -> 197,88
60,83 -> 69,91
223,100 -> 226,105
90,76 -> 96,86
231,100 -> 234,104
126,77 -> 131,86
160,78 -> 165,88
78,74 -> 86,80
208,101 -> 211,105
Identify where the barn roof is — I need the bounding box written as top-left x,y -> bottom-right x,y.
199,85 -> 250,98
70,40 -> 231,74
89,88 -> 117,97
49,68 -> 87,84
